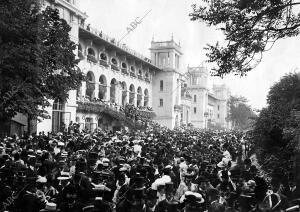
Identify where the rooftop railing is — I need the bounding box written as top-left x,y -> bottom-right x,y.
80,23 -> 153,65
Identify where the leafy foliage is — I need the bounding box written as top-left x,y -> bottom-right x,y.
190,0 -> 300,77
0,0 -> 84,121
253,72 -> 300,175
227,95 -> 257,130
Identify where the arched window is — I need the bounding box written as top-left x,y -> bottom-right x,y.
86,71 -> 95,99
110,78 -> 117,103
137,87 -> 142,106
87,48 -> 95,56
130,66 -> 135,72
144,89 -> 149,107
99,75 -> 107,85
129,84 -> 135,105
100,52 -> 107,61
121,62 -> 127,69
121,81 -> 127,106
87,48 -> 96,63
138,69 -> 142,76
111,58 -> 118,65
99,75 -> 107,100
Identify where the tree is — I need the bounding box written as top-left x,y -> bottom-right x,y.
253,72 -> 300,185
0,0 -> 84,125
227,95 -> 257,130
190,0 -> 300,77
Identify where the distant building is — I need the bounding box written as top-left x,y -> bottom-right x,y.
181,66 -> 231,129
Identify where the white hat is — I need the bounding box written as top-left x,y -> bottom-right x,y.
102,158 -> 110,163
161,175 -> 171,184
57,176 -> 71,181
36,150 -> 42,155
182,191 -> 205,204
132,140 -> 140,144
36,176 -> 47,183
45,202 -> 57,211
57,141 -> 64,146
165,165 -> 173,169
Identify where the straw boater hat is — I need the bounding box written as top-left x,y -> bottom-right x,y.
40,202 -> 57,211
182,191 -> 205,205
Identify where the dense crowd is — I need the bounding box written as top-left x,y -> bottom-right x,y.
0,126 -> 299,212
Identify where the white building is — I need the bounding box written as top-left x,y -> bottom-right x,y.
9,0 -> 231,135
181,66 -> 231,129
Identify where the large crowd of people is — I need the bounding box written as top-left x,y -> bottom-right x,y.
0,126 -> 299,212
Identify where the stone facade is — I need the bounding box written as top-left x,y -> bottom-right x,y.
182,66 -> 231,129
30,0 -> 231,133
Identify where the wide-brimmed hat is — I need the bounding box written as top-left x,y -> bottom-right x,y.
146,188 -> 157,200
184,191 -> 205,205
131,176 -> 145,190
36,175 -> 47,183
44,202 -> 57,211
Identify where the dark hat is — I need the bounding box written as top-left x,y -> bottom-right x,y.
184,172 -> 195,179
167,199 -> 179,211
184,191 -> 205,205
146,188 -> 157,200
196,175 -> 209,184
131,176 -> 145,191
165,182 -> 174,194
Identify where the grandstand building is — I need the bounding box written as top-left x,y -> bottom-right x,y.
8,0 -> 231,135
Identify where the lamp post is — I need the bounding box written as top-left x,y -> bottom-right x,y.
204,112 -> 209,129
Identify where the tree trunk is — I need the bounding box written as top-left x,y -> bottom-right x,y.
0,117 -> 11,137
27,115 -> 31,136
295,133 -> 300,198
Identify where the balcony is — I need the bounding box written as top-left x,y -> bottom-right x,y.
111,64 -> 120,71
87,54 -> 97,63
145,78 -> 151,83
138,75 -> 143,80
77,101 -> 105,113
136,108 -> 156,119
130,72 -> 136,78
99,60 -> 109,67
121,68 -> 129,75
76,101 -> 156,130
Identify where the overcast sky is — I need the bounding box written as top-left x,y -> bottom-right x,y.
78,0 -> 300,109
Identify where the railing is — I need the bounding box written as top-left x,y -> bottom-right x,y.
79,23 -> 154,65
145,78 -> 151,83
130,72 -> 136,77
87,54 -> 97,63
155,41 -> 181,49
138,75 -> 143,80
86,83 -> 95,91
111,64 -> 120,71
99,60 -> 109,67
121,68 -> 129,75
77,101 -> 105,113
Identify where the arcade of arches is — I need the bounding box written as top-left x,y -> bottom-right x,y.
77,72 -> 150,107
